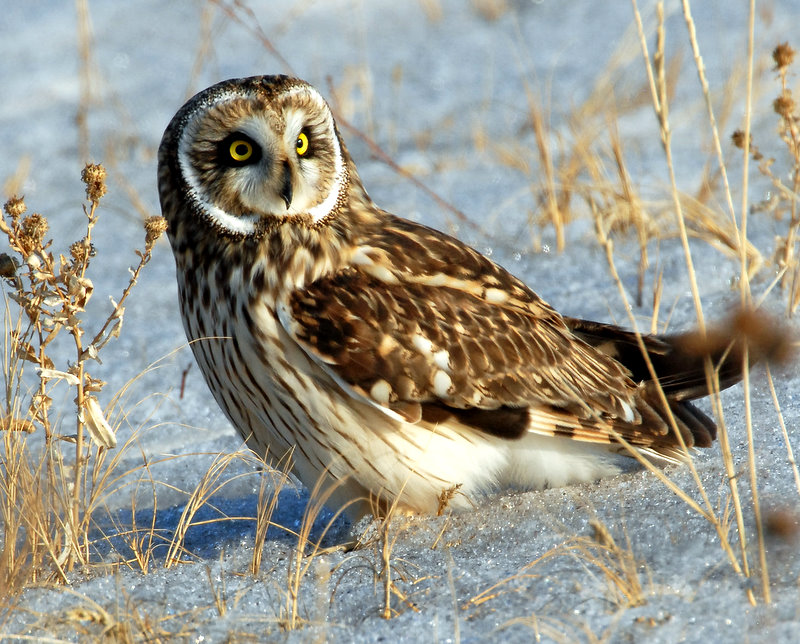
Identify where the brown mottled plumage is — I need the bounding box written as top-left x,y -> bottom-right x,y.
158,75 -> 744,517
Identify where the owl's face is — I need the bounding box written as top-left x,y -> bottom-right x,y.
161,76 -> 349,236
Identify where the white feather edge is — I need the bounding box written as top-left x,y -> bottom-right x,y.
282,85 -> 347,224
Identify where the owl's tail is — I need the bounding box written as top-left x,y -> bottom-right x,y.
564,309 -> 791,451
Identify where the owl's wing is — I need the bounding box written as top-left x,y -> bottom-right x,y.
280,266 -> 639,418
276,218 -> 726,454
278,266 -> 712,451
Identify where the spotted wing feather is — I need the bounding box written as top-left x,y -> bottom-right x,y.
283,270 -> 639,425
279,216 -> 729,455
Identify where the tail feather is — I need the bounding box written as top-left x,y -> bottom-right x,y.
564,316 -> 748,451
564,317 -> 747,400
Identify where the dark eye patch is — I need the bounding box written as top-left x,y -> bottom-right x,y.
218,132 -> 263,167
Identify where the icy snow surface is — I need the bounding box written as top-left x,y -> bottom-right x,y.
1,0 -> 799,641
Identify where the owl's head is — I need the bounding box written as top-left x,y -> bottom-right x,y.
158,75 -> 350,237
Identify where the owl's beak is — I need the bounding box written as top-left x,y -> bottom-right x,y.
280,161 -> 293,209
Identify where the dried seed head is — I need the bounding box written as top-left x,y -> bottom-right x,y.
773,42 -> 796,70
68,238 -> 95,264
81,163 -> 107,202
774,92 -> 796,119
730,308 -> 795,364
144,215 -> 168,246
731,129 -> 762,160
21,213 -> 49,245
4,196 -> 26,220
731,129 -> 749,149
69,239 -> 89,264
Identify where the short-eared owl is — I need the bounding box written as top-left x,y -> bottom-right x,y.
157,75 -> 742,517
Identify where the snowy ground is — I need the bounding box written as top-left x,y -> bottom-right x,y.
2,0 -> 799,641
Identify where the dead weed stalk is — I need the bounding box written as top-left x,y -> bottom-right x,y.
0,166 -> 167,589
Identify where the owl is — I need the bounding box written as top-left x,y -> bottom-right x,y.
157,75 -> 743,518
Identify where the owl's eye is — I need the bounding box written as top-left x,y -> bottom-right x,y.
229,140 -> 253,162
295,132 -> 309,156
219,133 -> 261,167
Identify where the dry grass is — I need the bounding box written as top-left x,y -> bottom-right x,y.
7,582 -> 222,642
476,0 -> 799,612
0,170 -> 167,592
465,516 -> 649,636
281,472 -> 350,630
623,0 -> 798,607
457,0 -> 798,631
165,450 -> 270,569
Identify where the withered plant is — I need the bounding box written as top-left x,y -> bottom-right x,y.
0,165 -> 167,588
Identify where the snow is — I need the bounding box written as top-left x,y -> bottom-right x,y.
1,0 -> 799,641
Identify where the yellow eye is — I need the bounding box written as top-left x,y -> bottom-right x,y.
295,132 -> 309,156
229,140 -> 253,162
